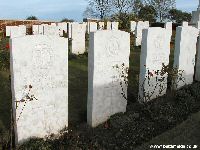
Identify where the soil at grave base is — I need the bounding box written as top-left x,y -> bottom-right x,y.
18,82 -> 200,150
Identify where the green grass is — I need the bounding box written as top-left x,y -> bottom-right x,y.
68,55 -> 88,125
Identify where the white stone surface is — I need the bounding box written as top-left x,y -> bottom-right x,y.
135,21 -> 149,46
196,21 -> 200,29
71,23 -> 86,55
6,26 -> 12,36
89,22 -> 97,32
51,23 -> 57,26
88,30 -> 130,127
38,25 -> 44,35
165,22 -> 173,36
43,25 -> 60,36
138,27 -> 172,102
172,25 -> 199,89
107,21 -> 112,30
57,22 -> 68,37
18,25 -> 26,35
111,22 -> 119,30
182,22 -> 188,27
10,26 -> 26,38
10,35 -> 68,143
32,25 -> 39,35
130,21 -> 136,33
98,22 -> 104,30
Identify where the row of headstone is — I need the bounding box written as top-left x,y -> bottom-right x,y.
6,25 -> 26,38
87,21 -> 119,33
10,21 -> 200,143
139,22 -> 199,102
32,23 -> 66,36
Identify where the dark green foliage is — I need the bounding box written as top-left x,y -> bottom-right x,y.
26,16 -> 38,20
168,9 -> 192,23
0,50 -> 10,71
61,18 -> 74,22
138,5 -> 157,22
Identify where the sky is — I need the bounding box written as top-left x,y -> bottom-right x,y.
0,0 -> 198,22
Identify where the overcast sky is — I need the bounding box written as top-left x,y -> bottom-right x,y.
0,0 -> 198,21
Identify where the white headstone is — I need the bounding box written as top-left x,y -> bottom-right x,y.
89,22 -> 97,32
71,23 -> 86,55
51,23 -> 57,26
130,21 -> 136,33
10,26 -> 26,38
6,26 -> 12,36
165,22 -> 173,36
107,21 -> 112,30
172,26 -> 199,89
135,21 -> 149,46
98,22 -> 104,30
182,22 -> 188,27
196,21 -> 200,29
58,22 -> 68,36
111,22 -> 119,30
38,25 -> 44,35
10,35 -> 68,143
32,25 -> 39,35
18,25 -> 26,35
88,30 -> 130,127
138,27 -> 172,102
43,25 -> 60,36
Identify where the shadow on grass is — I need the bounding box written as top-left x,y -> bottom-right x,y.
68,55 -> 88,126
0,71 -> 11,130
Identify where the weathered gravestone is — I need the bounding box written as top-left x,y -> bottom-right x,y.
71,23 -> 86,55
135,21 -> 149,46
130,21 -> 136,34
172,24 -> 199,89
10,26 -> 26,38
32,25 -> 39,35
18,25 -> 26,35
51,23 -> 57,26
57,22 -> 68,36
38,25 -> 44,35
43,25 -> 60,36
111,22 -> 119,30
182,21 -> 188,27
10,35 -> 68,143
107,21 -> 112,30
87,30 -> 130,127
89,22 -> 97,32
138,25 -> 172,102
6,26 -> 12,37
